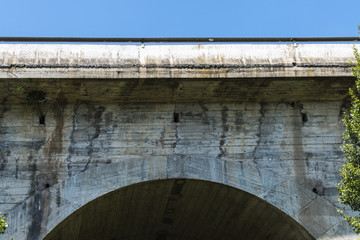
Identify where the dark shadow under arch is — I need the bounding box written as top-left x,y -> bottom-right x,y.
44,179 -> 314,240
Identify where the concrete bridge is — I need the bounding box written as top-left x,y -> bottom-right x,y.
0,42 -> 359,239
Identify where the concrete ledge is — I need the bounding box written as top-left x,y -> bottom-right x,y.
0,43 -> 358,79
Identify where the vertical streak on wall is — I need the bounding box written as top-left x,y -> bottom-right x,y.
290,102 -> 308,207
218,105 -> 228,159
0,97 -> 9,172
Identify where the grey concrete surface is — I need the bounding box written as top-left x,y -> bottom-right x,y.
0,43 -> 358,239
0,43 -> 358,79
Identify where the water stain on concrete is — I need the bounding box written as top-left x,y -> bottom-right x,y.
218,105 -> 229,159
66,101 -> 105,175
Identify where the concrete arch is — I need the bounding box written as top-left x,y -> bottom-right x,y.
4,156 -> 353,239
44,179 -> 313,240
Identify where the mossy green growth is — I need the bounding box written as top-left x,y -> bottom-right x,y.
0,212 -> 8,234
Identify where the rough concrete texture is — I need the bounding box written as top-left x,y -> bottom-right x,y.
0,43 -> 359,79
0,43 -> 358,239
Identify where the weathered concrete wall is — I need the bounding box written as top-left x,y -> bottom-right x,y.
0,43 -> 358,239
0,100 -> 354,239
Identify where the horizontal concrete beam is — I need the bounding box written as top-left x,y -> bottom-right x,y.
0,43 -> 358,79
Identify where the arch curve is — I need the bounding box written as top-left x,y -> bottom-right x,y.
4,156 -> 350,239
44,179 -> 314,240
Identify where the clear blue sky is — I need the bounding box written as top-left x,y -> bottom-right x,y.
1,0 -> 359,37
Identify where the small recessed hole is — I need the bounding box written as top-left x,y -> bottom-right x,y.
173,113 -> 179,123
39,115 -> 45,125
45,183 -> 50,188
292,62 -> 297,66
312,187 -> 318,194
301,113 -> 308,123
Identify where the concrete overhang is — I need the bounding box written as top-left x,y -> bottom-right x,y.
0,43 -> 358,102
0,43 -> 358,79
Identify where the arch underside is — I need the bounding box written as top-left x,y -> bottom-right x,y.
4,157 -> 351,240
45,179 -> 314,240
